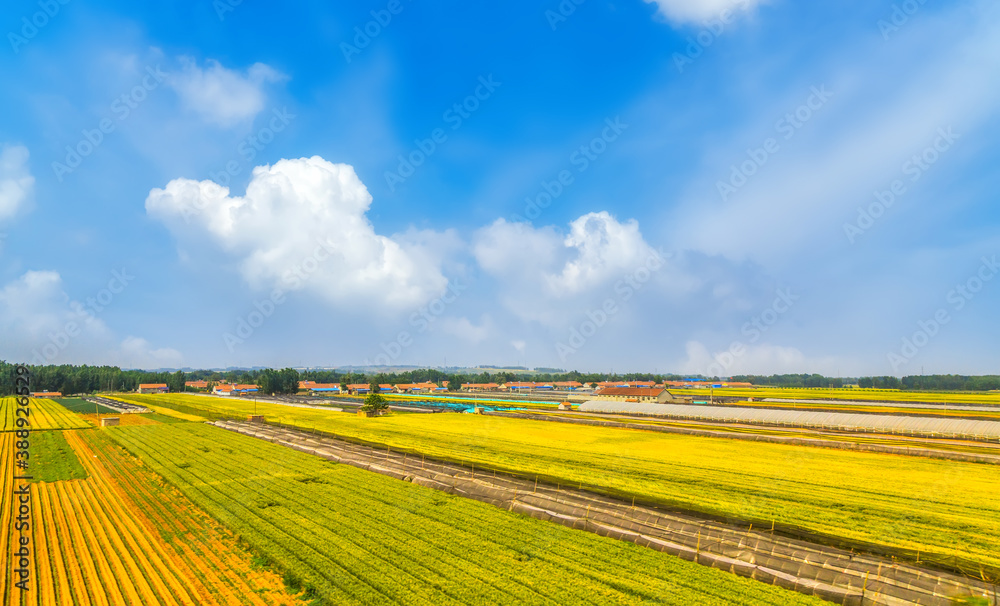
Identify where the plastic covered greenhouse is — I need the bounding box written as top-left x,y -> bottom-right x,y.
577,401 -> 1000,440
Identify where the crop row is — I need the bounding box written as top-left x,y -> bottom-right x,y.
114,392 -> 1000,576
0,429 -> 298,605
108,423 -> 824,606
0,397 -> 91,432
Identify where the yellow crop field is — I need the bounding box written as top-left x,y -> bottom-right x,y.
141,404 -> 206,422
0,397 -> 90,432
116,392 -> 1000,578
0,430 -> 302,605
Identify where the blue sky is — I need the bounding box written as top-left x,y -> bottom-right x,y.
1,0 -> 999,375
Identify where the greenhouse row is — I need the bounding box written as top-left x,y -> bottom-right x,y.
578,401 -> 1000,440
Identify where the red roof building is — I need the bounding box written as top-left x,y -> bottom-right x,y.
137,383 -> 168,394
462,382 -> 500,391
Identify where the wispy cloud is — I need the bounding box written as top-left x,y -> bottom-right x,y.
0,145 -> 34,222
168,57 -> 286,127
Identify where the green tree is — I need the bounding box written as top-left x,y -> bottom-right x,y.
258,370 -> 277,394
278,368 -> 300,394
361,392 -> 388,415
169,370 -> 186,393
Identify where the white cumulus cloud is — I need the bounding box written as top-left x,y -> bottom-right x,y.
169,57 -> 286,127
473,211 -> 666,324
645,0 -> 764,26
146,156 -> 450,313
549,212 -> 658,294
0,145 -> 34,222
475,212 -> 661,294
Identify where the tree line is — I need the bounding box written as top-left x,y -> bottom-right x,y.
3,361 -> 997,396
731,373 -> 1000,391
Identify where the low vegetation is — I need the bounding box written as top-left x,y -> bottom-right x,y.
54,397 -> 119,414
31,430 -> 88,482
0,430 -> 302,605
0,396 -> 91,431
108,423 -> 826,606
116,393 -> 1000,578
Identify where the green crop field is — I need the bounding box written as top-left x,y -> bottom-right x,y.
31,430 -> 90,482
29,431 -> 87,482
115,393 -> 1000,579
107,423 -> 824,606
54,397 -> 119,414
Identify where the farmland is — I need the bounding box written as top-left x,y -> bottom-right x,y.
107,422 -> 826,606
31,430 -> 88,482
684,398 -> 1000,420
0,429 -> 302,605
77,409 -> 196,427
53,397 -> 119,415
495,408 -> 1000,459
115,393 -> 1000,576
0,397 -> 91,431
